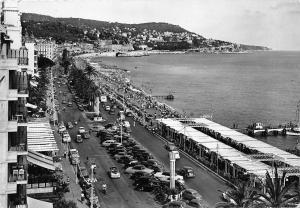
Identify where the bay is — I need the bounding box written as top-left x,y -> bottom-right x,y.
92,51 -> 300,150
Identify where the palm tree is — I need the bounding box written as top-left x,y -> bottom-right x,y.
215,181 -> 261,208
84,65 -> 99,80
86,84 -> 100,110
256,164 -> 298,208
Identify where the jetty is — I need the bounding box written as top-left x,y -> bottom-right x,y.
153,94 -> 175,100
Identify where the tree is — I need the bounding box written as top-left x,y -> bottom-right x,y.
84,65 -> 99,80
256,164 -> 298,208
215,181 -> 261,208
54,199 -> 77,208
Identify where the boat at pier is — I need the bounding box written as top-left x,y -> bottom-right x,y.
286,101 -> 300,136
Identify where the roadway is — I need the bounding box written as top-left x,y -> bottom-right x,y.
55,77 -> 160,208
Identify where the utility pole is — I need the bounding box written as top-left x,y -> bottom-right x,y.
169,151 -> 176,201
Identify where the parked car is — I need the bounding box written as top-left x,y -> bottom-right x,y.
58,125 -> 66,133
82,132 -> 90,139
63,134 -> 71,143
187,199 -> 203,208
67,102 -> 72,107
154,172 -> 185,185
125,165 -> 154,175
105,105 -> 111,111
117,155 -> 134,164
78,127 -> 85,134
108,167 -> 121,179
176,166 -> 195,178
133,176 -> 161,192
102,139 -> 116,147
76,134 -> 83,143
113,152 -> 128,160
67,122 -> 73,129
182,189 -> 202,201
162,201 -> 186,208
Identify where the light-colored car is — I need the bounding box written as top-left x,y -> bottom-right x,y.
58,125 -> 66,133
154,171 -> 185,185
125,165 -> 153,175
102,139 -> 116,147
105,105 -> 111,111
67,122 -> 73,129
63,134 -> 71,143
109,167 -> 121,179
182,189 -> 202,201
78,127 -> 85,134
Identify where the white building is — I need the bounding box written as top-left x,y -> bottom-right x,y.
35,40 -> 56,60
1,0 -> 21,49
25,42 -> 37,75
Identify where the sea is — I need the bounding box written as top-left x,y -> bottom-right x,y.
91,51 -> 300,150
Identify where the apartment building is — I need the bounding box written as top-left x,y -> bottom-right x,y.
0,24 -> 29,208
35,40 -> 56,60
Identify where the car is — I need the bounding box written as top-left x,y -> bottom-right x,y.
141,159 -> 159,168
67,102 -> 72,107
67,122 -> 73,129
102,139 -> 116,147
82,132 -> 90,139
62,100 -> 67,104
176,166 -> 195,178
154,172 -> 185,185
182,189 -> 202,201
105,105 -> 111,111
133,176 -> 161,192
117,155 -> 134,164
125,165 -> 154,175
162,201 -> 186,208
90,124 -> 105,132
108,167 -> 121,179
76,134 -> 83,143
165,141 -> 178,151
109,109 -> 115,115
187,199 -> 204,208
63,134 -> 71,143
58,125 -> 66,133
113,152 -> 129,160
123,121 -> 130,128
78,127 -> 85,134
78,106 -> 84,111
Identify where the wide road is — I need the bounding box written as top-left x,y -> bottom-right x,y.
55,77 -> 160,208
99,100 -> 229,207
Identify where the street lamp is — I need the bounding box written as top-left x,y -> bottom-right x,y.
90,164 -> 96,208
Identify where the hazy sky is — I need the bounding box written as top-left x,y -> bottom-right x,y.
19,0 -> 300,50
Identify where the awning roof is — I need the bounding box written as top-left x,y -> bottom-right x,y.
194,118 -> 300,167
27,196 -> 53,208
27,150 -> 55,170
160,118 -> 272,177
27,122 -> 58,152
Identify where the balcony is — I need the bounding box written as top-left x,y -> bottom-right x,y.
8,167 -> 27,184
7,49 -> 28,66
6,182 -> 17,194
8,89 -> 18,101
0,59 -> 18,70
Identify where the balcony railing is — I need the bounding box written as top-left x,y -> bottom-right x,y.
8,168 -> 27,182
8,115 -> 27,123
9,143 -> 27,152
17,58 -> 28,65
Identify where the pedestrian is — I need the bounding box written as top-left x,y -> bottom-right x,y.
64,151 -> 67,158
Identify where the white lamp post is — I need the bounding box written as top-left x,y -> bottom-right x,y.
90,164 -> 96,208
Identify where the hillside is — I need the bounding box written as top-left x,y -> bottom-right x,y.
21,13 -> 270,51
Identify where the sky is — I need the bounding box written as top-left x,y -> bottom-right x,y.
19,0 -> 300,50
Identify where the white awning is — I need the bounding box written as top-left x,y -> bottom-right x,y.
25,103 -> 38,109
27,196 -> 53,208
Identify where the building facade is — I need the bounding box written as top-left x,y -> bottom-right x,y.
35,40 -> 56,60
1,1 -> 29,207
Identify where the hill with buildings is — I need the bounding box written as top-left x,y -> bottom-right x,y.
21,13 -> 270,52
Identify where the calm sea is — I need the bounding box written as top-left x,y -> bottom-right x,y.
92,51 -> 300,150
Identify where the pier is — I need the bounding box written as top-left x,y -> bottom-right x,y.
152,94 -> 174,100
157,117 -> 300,183
247,127 -> 291,136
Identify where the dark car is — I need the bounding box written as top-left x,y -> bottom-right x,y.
117,155 -> 134,164
133,176 -> 161,192
142,159 -> 159,168
176,166 -> 195,178
130,171 -> 151,181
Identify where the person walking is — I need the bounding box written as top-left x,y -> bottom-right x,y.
80,192 -> 85,202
